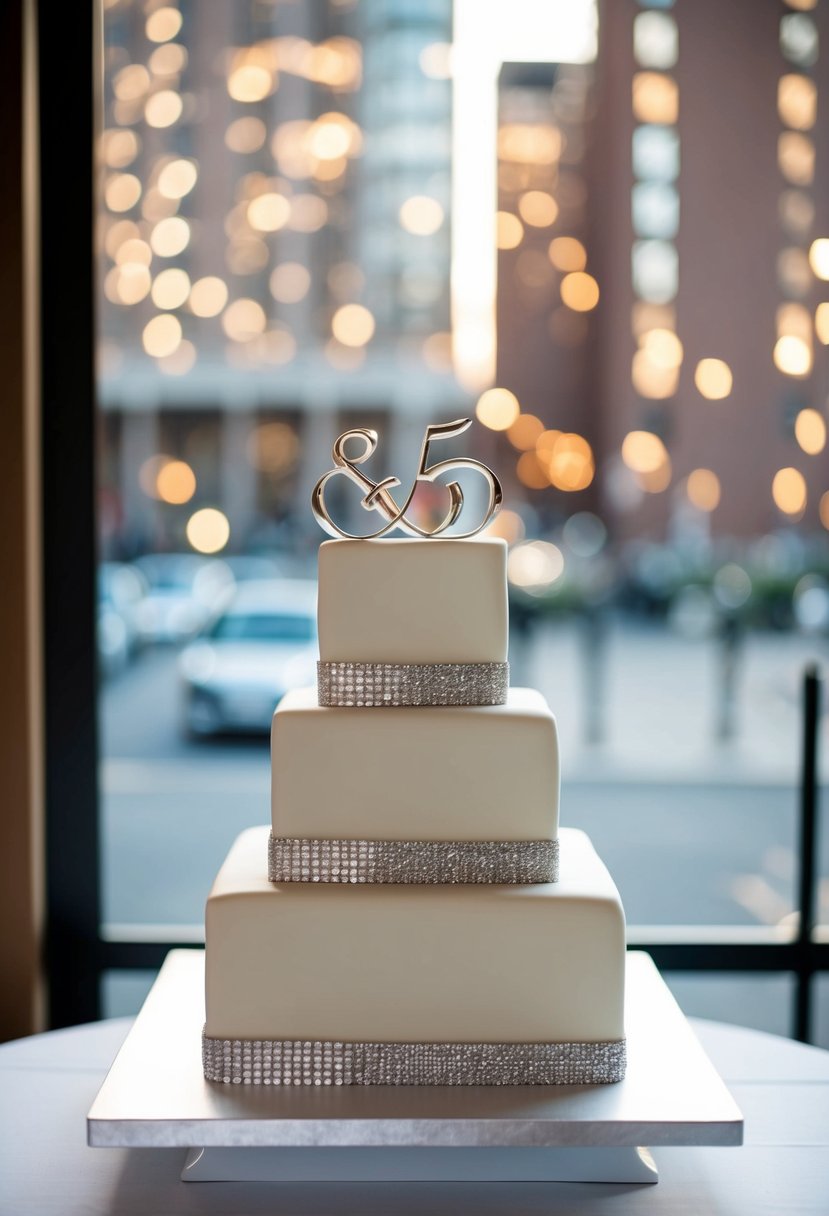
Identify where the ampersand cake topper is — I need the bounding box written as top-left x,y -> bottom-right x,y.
311,418 -> 502,540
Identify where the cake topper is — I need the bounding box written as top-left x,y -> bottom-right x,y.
311,417 -> 502,540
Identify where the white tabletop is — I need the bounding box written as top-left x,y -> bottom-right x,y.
1,1015 -> 828,1214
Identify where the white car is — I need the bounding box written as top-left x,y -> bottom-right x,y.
179,579 -> 317,736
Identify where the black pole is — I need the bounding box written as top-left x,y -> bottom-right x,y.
794,665 -> 821,1043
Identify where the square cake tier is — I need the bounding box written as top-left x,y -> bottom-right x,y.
204,826 -> 625,1045
317,537 -> 508,664
271,686 -> 558,843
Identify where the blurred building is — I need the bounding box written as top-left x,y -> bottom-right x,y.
491,0 -> 829,544
99,0 -> 462,556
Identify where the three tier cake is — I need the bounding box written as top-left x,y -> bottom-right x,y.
202,533 -> 627,1087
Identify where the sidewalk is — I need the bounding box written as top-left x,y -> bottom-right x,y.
516,618 -> 829,787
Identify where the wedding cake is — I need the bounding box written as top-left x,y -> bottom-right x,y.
202,427 -> 626,1087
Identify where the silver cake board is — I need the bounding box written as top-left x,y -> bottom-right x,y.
87,950 -> 743,1185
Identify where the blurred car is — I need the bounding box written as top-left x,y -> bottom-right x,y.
97,561 -> 149,678
179,579 -> 317,736
133,554 -> 234,645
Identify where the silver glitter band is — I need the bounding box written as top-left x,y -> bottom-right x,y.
203,1032 -> 626,1086
268,834 -> 559,884
317,661 -> 509,707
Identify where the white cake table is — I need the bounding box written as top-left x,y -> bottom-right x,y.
2,965 -> 829,1213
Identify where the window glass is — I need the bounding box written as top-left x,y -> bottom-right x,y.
97,1 -> 828,959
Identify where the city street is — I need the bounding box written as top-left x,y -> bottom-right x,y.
98,619 -> 829,1039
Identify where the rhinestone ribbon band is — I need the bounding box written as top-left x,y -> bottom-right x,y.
268,833 -> 559,884
317,661 -> 509,707
203,1033 -> 626,1086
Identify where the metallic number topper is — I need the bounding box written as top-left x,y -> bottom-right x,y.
311,417 -> 502,540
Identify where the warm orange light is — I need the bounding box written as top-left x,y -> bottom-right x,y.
820,490 -> 829,530
225,117 -> 266,153
149,43 -> 187,76
498,124 -> 562,165
151,267 -> 190,310
548,237 -> 587,272
105,174 -> 141,213
483,509 -> 525,545
621,430 -> 668,474
156,459 -> 196,504
694,358 -> 733,399
114,237 -> 152,267
560,272 -> 599,312
189,276 -> 228,317
515,451 -> 551,489
247,192 -> 291,232
808,238 -> 829,280
778,74 -> 817,130
142,314 -> 182,358
150,217 -> 190,257
186,508 -> 230,554
640,327 -> 683,368
687,468 -> 721,511
157,159 -> 197,199
507,413 -> 545,451
269,263 -> 311,303
475,387 -> 520,431
795,408 -> 826,454
816,303 -> 829,344
636,457 -> 672,493
288,194 -> 328,233
508,541 -> 564,589
145,89 -> 183,129
772,467 -> 807,515
496,212 -> 524,250
114,263 -> 151,305
546,433 -> 594,491
113,64 -> 151,101
778,132 -> 815,185
222,298 -> 267,342
102,128 -> 140,168
631,349 -> 679,398
632,72 -> 679,124
228,64 -> 273,102
246,422 -> 299,473
774,334 -> 812,376
146,6 -> 182,42
777,301 -> 812,341
399,196 -> 444,236
331,303 -> 375,347
518,191 -> 558,228
536,429 -> 562,456
421,331 -> 453,372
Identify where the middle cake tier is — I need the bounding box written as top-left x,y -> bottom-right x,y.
271,685 -> 559,848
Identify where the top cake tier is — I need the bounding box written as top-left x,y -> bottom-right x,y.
317,537 -> 508,664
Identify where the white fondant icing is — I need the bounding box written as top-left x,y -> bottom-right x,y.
271,686 -> 559,843
317,537 -> 509,664
204,827 -> 626,1043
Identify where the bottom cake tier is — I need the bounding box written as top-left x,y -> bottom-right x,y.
203,826 -> 626,1086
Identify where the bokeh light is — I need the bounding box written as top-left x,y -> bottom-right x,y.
546,433 -> 595,491
399,196 -> 444,236
548,237 -> 587,272
225,116 -> 267,153
516,451 -> 550,489
247,192 -> 291,232
773,334 -> 812,376
156,459 -> 196,504
772,467 -> 807,515
157,159 -> 198,199
687,468 -> 721,512
270,263 -> 311,304
694,358 -> 733,399
621,430 -> 668,474
518,191 -> 558,228
189,276 -> 228,317
151,267 -> 190,309
507,413 -> 544,451
246,422 -> 300,474
228,64 -> 273,103
146,7 -> 182,43
794,408 -> 827,454
808,238 -> 829,279
632,72 -> 679,124
150,216 -> 190,256
105,174 -> 142,212
145,90 -> 183,129
331,303 -> 375,347
222,298 -> 267,342
560,272 -> 599,312
142,314 -> 182,358
475,387 -> 520,431
186,508 -> 230,554
508,541 -> 565,592
496,212 -> 524,250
